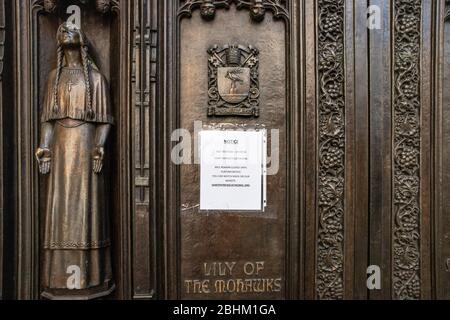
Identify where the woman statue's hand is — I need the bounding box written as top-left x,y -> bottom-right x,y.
92,146 -> 105,174
36,148 -> 52,175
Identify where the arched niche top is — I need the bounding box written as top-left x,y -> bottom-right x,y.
178,0 -> 289,23
39,0 -> 119,14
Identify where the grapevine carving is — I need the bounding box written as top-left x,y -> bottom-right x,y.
393,0 -> 422,300
316,0 -> 345,300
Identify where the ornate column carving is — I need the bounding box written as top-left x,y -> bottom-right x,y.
392,0 -> 422,300
316,0 -> 346,300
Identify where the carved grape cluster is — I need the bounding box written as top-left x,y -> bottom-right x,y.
403,82 -> 419,99
325,83 -> 342,99
321,147 -> 343,169
395,146 -> 419,169
322,14 -> 341,36
398,14 -> 419,35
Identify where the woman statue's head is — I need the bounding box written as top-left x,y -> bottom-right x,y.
53,22 -> 94,118
56,22 -> 88,48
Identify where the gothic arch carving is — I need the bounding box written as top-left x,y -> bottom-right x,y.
178,0 -> 288,22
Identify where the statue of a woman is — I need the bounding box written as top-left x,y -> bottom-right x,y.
36,22 -> 114,300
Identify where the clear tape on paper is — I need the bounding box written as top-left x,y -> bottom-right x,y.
199,127 -> 267,212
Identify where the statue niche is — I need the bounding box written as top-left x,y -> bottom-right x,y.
35,22 -> 115,300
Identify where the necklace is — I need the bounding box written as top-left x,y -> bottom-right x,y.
61,68 -> 83,92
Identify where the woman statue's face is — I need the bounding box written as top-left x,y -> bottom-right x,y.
57,24 -> 82,47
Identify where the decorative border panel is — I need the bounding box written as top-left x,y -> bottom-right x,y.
316,0 -> 346,300
392,0 -> 422,300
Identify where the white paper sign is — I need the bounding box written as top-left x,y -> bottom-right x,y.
200,130 -> 266,211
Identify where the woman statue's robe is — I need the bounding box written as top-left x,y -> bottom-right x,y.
40,67 -> 114,300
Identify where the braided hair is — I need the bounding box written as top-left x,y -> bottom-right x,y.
53,23 -> 93,119
81,44 -> 94,119
52,45 -> 64,115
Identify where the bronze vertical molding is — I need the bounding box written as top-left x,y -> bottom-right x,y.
304,0 -> 317,300
108,0 -> 134,300
433,0 -> 450,299
132,0 -> 158,299
368,0 -> 394,300
14,0 -> 43,300
392,0 -> 422,300
0,0 -> 4,300
316,0 -> 346,300
344,0 -> 370,299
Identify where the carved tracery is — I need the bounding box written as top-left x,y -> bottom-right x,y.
178,0 -> 288,22
42,0 -> 119,13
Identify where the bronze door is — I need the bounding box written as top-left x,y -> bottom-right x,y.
1,0 -> 450,300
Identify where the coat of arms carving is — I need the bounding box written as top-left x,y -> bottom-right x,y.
207,44 -> 260,117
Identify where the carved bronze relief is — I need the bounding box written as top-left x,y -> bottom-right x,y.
36,22 -> 115,300
316,0 -> 346,300
178,0 -> 288,22
207,44 -> 260,117
42,0 -> 119,13
392,0 -> 422,300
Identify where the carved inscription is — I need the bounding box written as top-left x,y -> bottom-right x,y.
184,261 -> 282,295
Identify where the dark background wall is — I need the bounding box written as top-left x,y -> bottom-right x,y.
1,0 -> 17,300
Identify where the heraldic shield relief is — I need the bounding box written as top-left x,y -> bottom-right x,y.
207,44 -> 260,117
